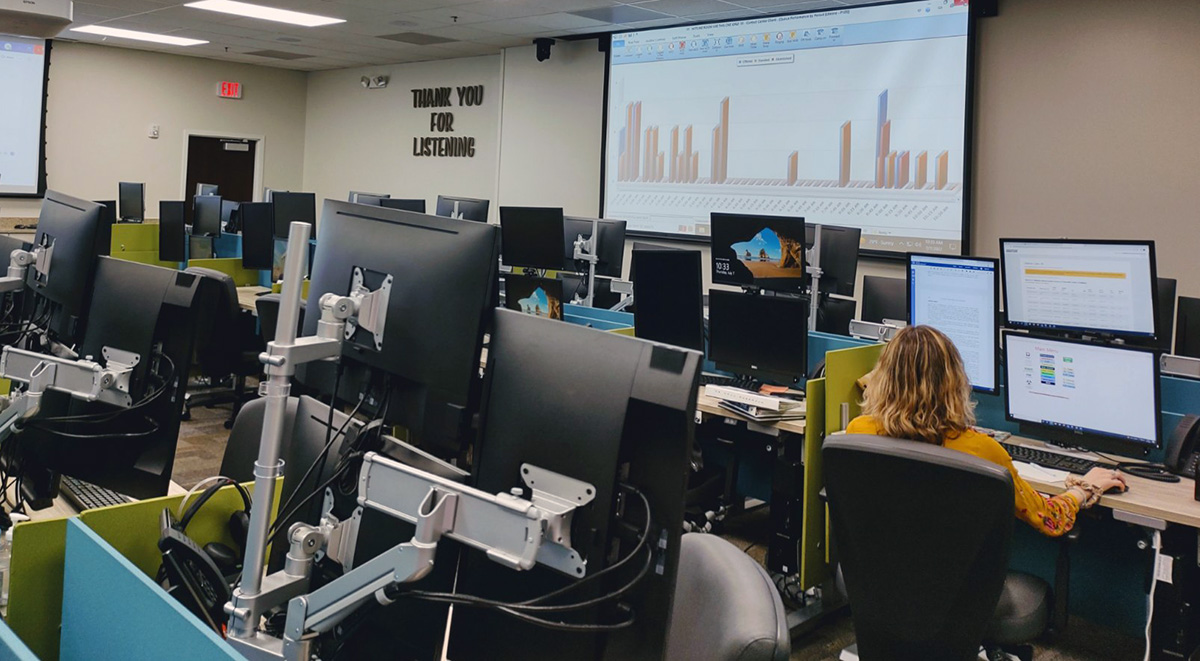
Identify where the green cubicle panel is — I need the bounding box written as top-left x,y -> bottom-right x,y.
823,343 -> 883,436
61,520 -> 241,660
185,258 -> 261,287
7,482 -> 275,660
799,377 -> 827,590
109,223 -> 180,270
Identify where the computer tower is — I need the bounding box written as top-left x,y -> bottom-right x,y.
1150,528 -> 1200,660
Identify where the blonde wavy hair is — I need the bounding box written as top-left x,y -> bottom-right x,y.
862,325 -> 975,445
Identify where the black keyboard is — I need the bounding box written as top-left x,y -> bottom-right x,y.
1001,442 -> 1116,475
700,374 -> 763,392
60,475 -> 131,511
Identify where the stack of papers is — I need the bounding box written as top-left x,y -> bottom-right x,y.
705,384 -> 805,422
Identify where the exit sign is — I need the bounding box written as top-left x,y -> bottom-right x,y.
218,81 -> 242,99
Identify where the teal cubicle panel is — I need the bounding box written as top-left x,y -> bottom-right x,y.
61,520 -> 241,661
0,618 -> 37,661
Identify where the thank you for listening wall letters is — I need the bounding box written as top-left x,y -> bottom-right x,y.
411,85 -> 484,158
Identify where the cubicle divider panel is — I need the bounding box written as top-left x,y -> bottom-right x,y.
799,377 -> 827,590
807,331 -> 873,377
61,520 -> 242,661
0,614 -> 38,660
187,258 -> 263,288
563,303 -> 635,332
8,517 -> 69,660
823,344 -> 884,437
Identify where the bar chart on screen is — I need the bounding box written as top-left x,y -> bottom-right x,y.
604,0 -> 971,254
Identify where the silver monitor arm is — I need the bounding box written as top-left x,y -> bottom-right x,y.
0,240 -> 52,294
571,218 -> 599,308
226,222 -> 598,661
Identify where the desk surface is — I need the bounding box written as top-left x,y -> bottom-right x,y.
237,286 -> 270,313
1005,435 -> 1200,528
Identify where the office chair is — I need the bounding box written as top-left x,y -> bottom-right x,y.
823,434 -> 1050,661
184,267 -> 264,428
666,534 -> 790,661
254,293 -> 307,344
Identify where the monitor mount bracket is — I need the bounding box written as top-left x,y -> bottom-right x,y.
849,319 -> 907,342
571,218 -> 600,308
0,239 -> 53,294
805,225 -> 824,332
225,453 -> 594,661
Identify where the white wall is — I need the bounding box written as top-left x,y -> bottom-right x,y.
302,55 -> 503,223
1,41 -> 308,218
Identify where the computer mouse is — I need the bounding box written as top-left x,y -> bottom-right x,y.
1104,483 -> 1128,495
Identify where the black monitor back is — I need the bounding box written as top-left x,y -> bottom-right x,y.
632,249 -> 704,351
629,241 -> 681,281
563,217 -> 627,278
301,200 -> 499,455
158,201 -> 187,262
380,198 -> 426,213
1153,277 -> 1177,352
23,258 -> 203,499
815,224 -> 861,296
240,202 -> 275,271
29,191 -> 106,344
193,195 -> 223,236
436,195 -> 489,222
273,192 -> 316,238
95,200 -> 117,228
499,206 -> 565,270
1176,296 -> 1200,358
451,309 -> 699,660
221,200 -> 240,232
861,275 -> 908,324
118,182 -> 144,222
354,194 -> 385,207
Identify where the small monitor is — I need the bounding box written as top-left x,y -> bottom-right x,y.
1176,296 -> 1200,359
272,192 -> 316,239
1004,332 -> 1161,455
436,195 -> 489,222
503,275 -> 563,320
381,198 -> 426,213
193,195 -> 223,236
95,200 -> 117,228
353,194 -> 386,207
812,224 -> 861,297
632,249 -> 704,351
562,217 -> 627,278
196,183 -> 219,197
710,213 -> 806,291
1000,239 -> 1158,339
189,235 -> 214,260
908,253 -> 999,392
158,201 -> 186,263
348,191 -> 389,203
707,290 -> 808,386
861,275 -> 907,324
240,202 -> 275,271
498,206 -> 565,270
118,182 -> 145,222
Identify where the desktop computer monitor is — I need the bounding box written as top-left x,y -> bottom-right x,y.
632,249 -> 704,351
1175,296 -> 1200,358
158,201 -> 186,263
118,182 -> 145,222
29,191 -> 108,345
811,224 -> 861,297
272,192 -> 316,239
1000,238 -> 1158,339
239,202 -> 274,271
707,290 -> 808,386
353,194 -> 386,207
196,183 -> 219,197
629,241 -> 682,282
498,206 -> 565,271
1003,332 -> 1161,457
562,217 -> 626,278
861,275 -> 908,324
503,274 -> 563,320
448,309 -> 698,660
220,200 -> 240,232
300,199 -> 500,456
380,198 -> 426,213
95,200 -> 117,228
192,195 -> 223,236
348,191 -> 388,203
908,253 -> 999,392
710,213 -> 806,292
435,195 -> 489,222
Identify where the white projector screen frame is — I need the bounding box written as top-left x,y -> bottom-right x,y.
601,0 -> 977,257
0,35 -> 50,198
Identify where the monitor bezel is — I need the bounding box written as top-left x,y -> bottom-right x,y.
999,237 -> 1160,341
1001,330 -> 1163,456
708,212 -> 807,293
907,251 -> 1000,393
707,289 -> 809,387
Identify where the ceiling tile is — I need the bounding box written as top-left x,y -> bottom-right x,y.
568,4 -> 669,24
524,12 -> 612,31
376,31 -> 458,45
628,0 -> 741,17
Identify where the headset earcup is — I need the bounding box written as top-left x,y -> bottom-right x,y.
229,510 -> 250,551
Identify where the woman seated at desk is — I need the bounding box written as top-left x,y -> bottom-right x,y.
847,325 -> 1126,536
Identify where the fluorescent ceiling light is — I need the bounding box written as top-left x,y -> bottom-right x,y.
70,25 -> 209,46
185,0 -> 345,27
